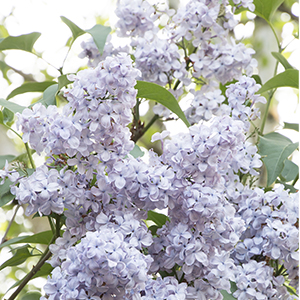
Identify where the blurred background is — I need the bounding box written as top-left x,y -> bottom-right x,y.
0,0 -> 299,298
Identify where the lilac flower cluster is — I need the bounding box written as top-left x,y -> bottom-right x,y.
79,0 -> 258,124
168,0 -> 257,85
78,35 -> 130,68
161,115 -> 262,190
10,164 -> 92,218
81,0 -> 256,87
147,186 -> 244,299
229,185 -> 299,297
142,277 -> 187,300
17,53 -> 139,163
42,227 -> 153,300
0,160 -> 19,184
4,1 -> 298,299
189,40 -> 256,84
115,0 -> 158,38
186,76 -> 266,133
133,31 -> 188,86
233,260 -> 277,299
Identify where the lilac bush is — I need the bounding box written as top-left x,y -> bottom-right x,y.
0,0 -> 298,299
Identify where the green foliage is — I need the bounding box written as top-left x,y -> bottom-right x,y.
0,154 -> 16,169
220,282 -> 238,300
0,98 -> 26,114
0,60 -> 12,83
58,74 -> 73,90
271,52 -> 294,70
147,210 -> 169,228
60,16 -> 86,46
29,84 -> 58,107
86,24 -> 111,54
0,32 -> 41,53
258,132 -> 299,187
258,69 -> 299,93
148,225 -> 159,235
0,245 -> 39,271
252,74 -> 262,85
280,160 -> 299,182
130,144 -> 144,158
253,0 -> 285,22
6,81 -> 57,101
2,107 -> 15,125
61,16 -> 111,54
0,177 -> 15,207
20,292 -> 42,300
283,122 -> 299,132
8,263 -> 53,292
135,81 -> 190,127
221,290 -> 237,300
0,230 -> 56,249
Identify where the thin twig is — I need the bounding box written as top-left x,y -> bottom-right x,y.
6,215 -> 61,300
0,204 -> 20,245
7,251 -> 52,300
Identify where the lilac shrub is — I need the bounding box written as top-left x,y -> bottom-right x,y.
0,0 -> 298,300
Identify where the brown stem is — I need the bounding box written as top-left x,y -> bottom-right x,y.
7,251 -> 52,300
131,114 -> 160,143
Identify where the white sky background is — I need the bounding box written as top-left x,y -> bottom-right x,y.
0,0 -> 299,297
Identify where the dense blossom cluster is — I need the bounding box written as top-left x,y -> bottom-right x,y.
186,76 -> 267,130
41,227 -> 153,300
0,0 -> 298,300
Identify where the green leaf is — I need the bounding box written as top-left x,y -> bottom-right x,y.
283,122 -> 299,132
29,84 -> 58,108
147,210 -> 169,228
7,81 -> 57,100
20,292 -> 42,300
0,154 -> 16,169
130,144 -> 144,158
0,60 -> 12,83
280,160 -> 299,182
221,281 -> 238,300
2,107 -> 15,124
220,79 -> 238,98
0,98 -> 26,113
148,225 -> 159,235
0,245 -> 38,271
253,0 -> 285,22
7,263 -> 53,292
60,16 -> 85,46
258,132 -> 299,187
13,150 -> 36,167
0,32 -> 41,53
0,111 -> 3,124
0,230 -> 56,250
276,180 -> 298,193
60,17 -> 111,54
272,52 -> 294,70
284,283 -> 299,297
258,69 -> 299,94
251,74 -> 262,85
58,74 -> 73,90
135,81 -> 190,127
86,24 -> 111,55
0,177 -> 14,207
220,290 -> 237,300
